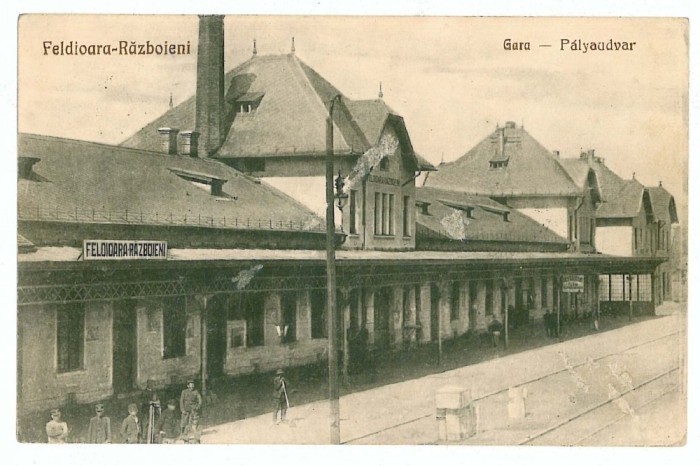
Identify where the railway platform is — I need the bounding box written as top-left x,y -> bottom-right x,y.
201,312 -> 685,445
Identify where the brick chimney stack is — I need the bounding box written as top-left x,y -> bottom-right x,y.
195,15 -> 225,157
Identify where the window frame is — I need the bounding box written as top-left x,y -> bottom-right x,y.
55,304 -> 86,374
162,296 -> 187,359
449,281 -> 460,321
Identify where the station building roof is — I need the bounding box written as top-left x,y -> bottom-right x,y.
424,122 -> 581,197
122,53 -> 434,172
18,133 -> 323,236
414,187 -> 567,245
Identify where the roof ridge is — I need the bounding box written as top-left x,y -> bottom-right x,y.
293,55 -> 368,153
288,54 -> 342,139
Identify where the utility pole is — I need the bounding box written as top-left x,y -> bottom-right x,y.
503,282 -> 509,349
325,95 -> 342,445
437,292 -> 442,366
556,276 -> 561,338
628,274 -> 633,322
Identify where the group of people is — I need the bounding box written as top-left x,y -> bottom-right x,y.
46,379 -> 203,444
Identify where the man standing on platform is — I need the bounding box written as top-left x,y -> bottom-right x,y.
180,380 -> 202,435
272,369 -> 289,425
87,403 -> 111,444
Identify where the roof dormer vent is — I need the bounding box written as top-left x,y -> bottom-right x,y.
415,200 -> 431,215
168,167 -> 229,197
18,156 -> 42,181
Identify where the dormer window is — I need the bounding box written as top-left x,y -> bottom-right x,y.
168,167 -> 229,197
489,159 -> 509,169
234,92 -> 264,114
438,199 -> 475,218
479,204 -> 511,222
415,200 -> 431,215
18,157 -> 45,181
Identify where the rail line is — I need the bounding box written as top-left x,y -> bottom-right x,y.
520,367 -> 679,445
574,382 -> 679,445
342,328 -> 681,445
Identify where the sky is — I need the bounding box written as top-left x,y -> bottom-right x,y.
18,15 -> 688,219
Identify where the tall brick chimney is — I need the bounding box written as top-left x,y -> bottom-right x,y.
195,15 -> 225,157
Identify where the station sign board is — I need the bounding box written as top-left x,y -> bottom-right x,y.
83,240 -> 168,260
562,274 -> 585,293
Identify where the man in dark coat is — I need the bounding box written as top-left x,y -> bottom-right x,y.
272,369 -> 289,425
487,316 -> 504,347
157,399 -> 181,444
120,403 -> 140,444
544,309 -> 553,337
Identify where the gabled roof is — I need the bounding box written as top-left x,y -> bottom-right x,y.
424,123 -> 581,197
558,158 -> 591,189
585,157 -> 646,219
18,133 -> 321,231
124,54 -> 430,166
647,186 -> 679,224
557,157 -> 602,204
415,187 -> 567,244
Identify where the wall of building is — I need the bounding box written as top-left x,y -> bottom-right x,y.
596,225 -> 633,256
19,302 -> 113,413
135,298 -> 202,389
345,124 -> 416,251
223,290 -> 328,376
516,206 -> 569,239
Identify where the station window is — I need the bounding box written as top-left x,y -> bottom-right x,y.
485,280 -> 494,316
450,282 -> 460,321
374,192 -> 395,236
402,195 -> 411,237
281,291 -> 297,343
56,304 -> 85,373
228,293 -> 265,347
349,190 -> 358,235
163,297 -> 187,359
541,278 -> 548,308
310,289 -> 327,339
469,281 -> 478,309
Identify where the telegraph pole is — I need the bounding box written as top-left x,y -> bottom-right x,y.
325,95 -> 342,445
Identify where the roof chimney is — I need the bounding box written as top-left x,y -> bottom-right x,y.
157,127 -> 179,154
499,127 -> 505,156
195,15 -> 225,157
179,131 -> 199,157
505,121 -> 516,128
586,149 -> 595,165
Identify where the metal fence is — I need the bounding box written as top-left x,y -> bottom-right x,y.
18,205 -> 332,233
418,225 -> 567,245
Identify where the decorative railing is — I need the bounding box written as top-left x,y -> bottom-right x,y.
18,206 -> 334,233
417,225 -> 567,244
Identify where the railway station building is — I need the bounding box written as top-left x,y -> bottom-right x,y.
17,15 -> 673,414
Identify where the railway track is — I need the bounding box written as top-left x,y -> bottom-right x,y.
343,328 -> 682,445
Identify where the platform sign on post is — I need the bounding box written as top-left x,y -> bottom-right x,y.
562,275 -> 584,293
